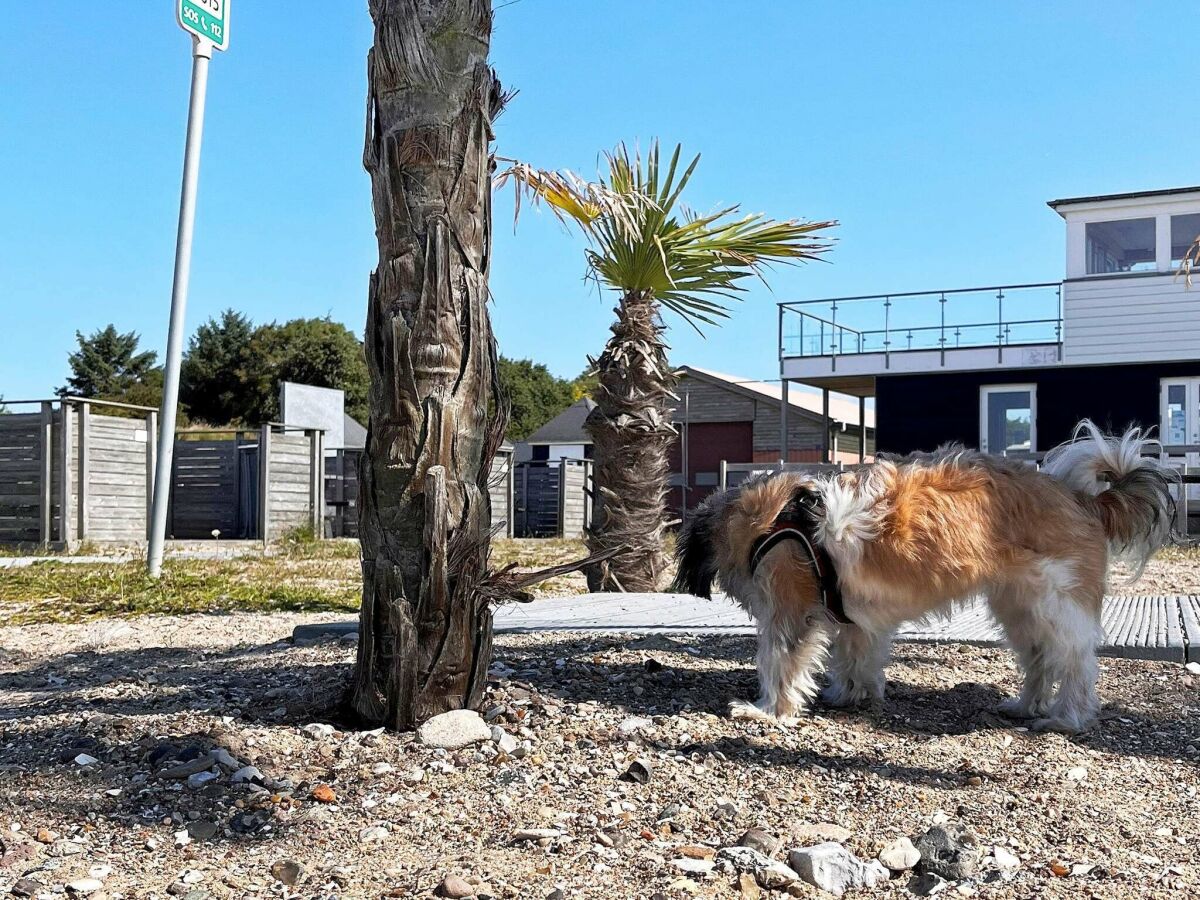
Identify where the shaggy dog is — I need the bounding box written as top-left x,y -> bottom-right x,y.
671,421 -> 1176,734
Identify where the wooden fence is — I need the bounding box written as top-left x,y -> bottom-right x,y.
514,458 -> 593,539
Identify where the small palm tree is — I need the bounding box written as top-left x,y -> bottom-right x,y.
499,142 -> 835,591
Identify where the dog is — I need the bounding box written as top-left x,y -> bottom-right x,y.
671,421 -> 1176,734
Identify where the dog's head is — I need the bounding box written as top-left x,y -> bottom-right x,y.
672,474 -> 826,610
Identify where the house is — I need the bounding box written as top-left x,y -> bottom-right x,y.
515,398 -> 596,462
777,186 -> 1200,481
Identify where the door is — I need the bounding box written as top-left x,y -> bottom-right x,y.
1161,378 -> 1200,501
980,385 -> 1036,456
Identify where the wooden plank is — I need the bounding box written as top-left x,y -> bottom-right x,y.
39,402 -> 52,545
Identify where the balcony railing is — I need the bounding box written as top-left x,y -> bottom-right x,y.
779,282 -> 1063,365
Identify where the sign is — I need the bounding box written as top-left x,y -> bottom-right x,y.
178,0 -> 230,51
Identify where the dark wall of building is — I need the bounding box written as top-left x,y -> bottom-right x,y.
875,361 -> 1200,455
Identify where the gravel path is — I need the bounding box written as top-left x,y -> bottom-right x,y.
1,613 -> 1197,899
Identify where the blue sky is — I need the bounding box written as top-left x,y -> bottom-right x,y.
2,2 -> 1197,402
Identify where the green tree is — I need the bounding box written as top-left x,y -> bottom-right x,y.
179,309 -> 255,425
243,317 -> 369,424
60,325 -> 163,410
500,142 -> 834,591
497,356 -> 575,440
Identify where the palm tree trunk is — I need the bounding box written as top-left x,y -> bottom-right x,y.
585,291 -> 675,592
349,0 -> 506,730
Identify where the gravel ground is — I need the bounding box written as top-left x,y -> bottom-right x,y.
0,612 -> 1197,900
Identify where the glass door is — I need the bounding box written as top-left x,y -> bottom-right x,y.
980,385 -> 1036,456
1161,378 -> 1200,502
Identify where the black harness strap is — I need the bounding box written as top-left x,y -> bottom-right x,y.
748,518 -> 852,626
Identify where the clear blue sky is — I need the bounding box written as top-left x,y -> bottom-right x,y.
2,2 -> 1197,402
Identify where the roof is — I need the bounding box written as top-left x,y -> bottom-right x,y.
1048,185 -> 1200,210
343,414 -> 367,451
524,398 -> 596,445
679,366 -> 875,429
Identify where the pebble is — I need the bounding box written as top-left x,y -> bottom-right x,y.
754,860 -> 800,889
402,767 -> 426,785
417,711 -> 492,750
435,874 -> 475,898
311,784 -> 337,803
908,872 -> 949,896
73,754 -> 98,766
715,845 -> 773,873
621,759 -> 653,784
161,756 -> 218,779
617,716 -> 653,736
495,732 -> 519,755
913,823 -> 980,881
11,879 -> 41,898
992,845 -> 1020,869
736,873 -> 761,899
878,835 -> 922,871
1066,766 -> 1088,782
231,766 -> 264,784
187,771 -> 218,789
186,820 -> 218,842
303,723 -> 336,739
1186,662 -> 1200,675
270,860 -> 303,886
512,828 -> 562,843
360,826 -> 389,842
66,879 -> 104,895
788,843 -> 889,897
670,858 -> 714,876
738,828 -> 781,858
371,762 -> 395,776
791,822 -> 851,844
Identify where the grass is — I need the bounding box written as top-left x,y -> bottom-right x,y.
0,537 -> 591,626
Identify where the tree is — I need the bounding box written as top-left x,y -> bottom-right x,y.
179,309 -> 255,425
60,325 -> 164,410
349,0 -> 508,730
500,143 -> 834,591
497,356 -> 575,440
243,317 -> 369,425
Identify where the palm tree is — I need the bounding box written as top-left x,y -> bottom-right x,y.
499,143 -> 835,591
349,0 -> 508,730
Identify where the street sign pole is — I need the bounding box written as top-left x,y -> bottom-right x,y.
149,2 -> 229,577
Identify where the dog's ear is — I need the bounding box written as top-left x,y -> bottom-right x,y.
672,500 -> 720,598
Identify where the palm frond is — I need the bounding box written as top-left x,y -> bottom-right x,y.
496,140 -> 837,330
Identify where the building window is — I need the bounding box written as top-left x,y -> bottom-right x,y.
1084,218 -> 1156,274
1171,213 -> 1200,266
979,385 -> 1036,455
694,472 -> 719,487
531,445 -> 549,461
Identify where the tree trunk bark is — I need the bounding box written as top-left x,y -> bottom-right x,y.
584,291 -> 675,592
350,0 -> 506,730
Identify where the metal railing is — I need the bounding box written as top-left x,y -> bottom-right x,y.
779,282 -> 1063,367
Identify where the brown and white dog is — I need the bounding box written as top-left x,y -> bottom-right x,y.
672,421 -> 1176,734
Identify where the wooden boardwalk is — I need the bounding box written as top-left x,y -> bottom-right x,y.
293,592 -> 1200,663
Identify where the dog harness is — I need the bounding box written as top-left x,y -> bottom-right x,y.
748,513 -> 853,626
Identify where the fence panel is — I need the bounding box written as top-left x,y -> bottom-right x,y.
170,440 -> 239,539
0,412 -> 44,542
85,413 -> 149,543
268,433 -> 313,537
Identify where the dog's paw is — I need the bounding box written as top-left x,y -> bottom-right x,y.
728,700 -> 799,726
997,697 -> 1036,719
1031,716 -> 1082,735
821,681 -> 881,709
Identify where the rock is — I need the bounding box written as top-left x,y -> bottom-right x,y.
755,860 -> 800,889
435,874 -> 475,898
66,879 -> 104,895
737,873 -> 761,899
907,872 -> 948,896
311,784 -> 336,803
714,801 -> 740,820
716,846 -> 774,873
210,748 -> 241,770
739,829 -> 782,858
186,820 -> 218,842
360,826 -> 389,842
792,822 -> 851,844
1186,661 -> 1200,675
992,846 -> 1020,870
512,828 -> 563,843
788,843 -> 889,897
618,716 -> 654,736
913,823 -> 980,881
546,892 -> 565,900
495,733 -> 519,755
621,758 -> 653,784
73,754 -> 98,766
677,846 -> 716,860
303,723 -> 335,739
231,766 -> 264,785
371,762 -> 394,776
11,878 -> 41,898
174,829 -> 192,848
402,767 -> 425,785
270,860 -> 303,886
417,710 -> 491,750
1066,766 -> 1087,782
187,770 -> 218,789
671,858 -> 714,876
161,756 -> 218,779
878,836 -> 922,872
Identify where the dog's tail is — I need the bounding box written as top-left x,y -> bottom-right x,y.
671,498 -> 721,599
1041,420 -> 1177,579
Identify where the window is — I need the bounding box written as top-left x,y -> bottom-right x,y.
1085,217 -> 1156,274
531,445 -> 549,461
980,385 -> 1036,455
694,472 -> 719,487
1171,213 -> 1200,266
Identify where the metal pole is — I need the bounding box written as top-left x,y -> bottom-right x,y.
681,389 -> 690,517
148,39 -> 212,577
780,378 -> 789,463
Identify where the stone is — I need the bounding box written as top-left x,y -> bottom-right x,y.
737,873 -> 761,899
161,756 -> 218,779
417,710 -> 492,750
187,770 -> 218,789
270,860 -> 303,887
992,846 -> 1020,870
754,860 -> 800,889
878,836 -> 922,871
360,826 -> 389,842
435,874 -> 475,898
715,846 -> 774,873
495,732 -> 519,755
1186,662 -> 1200,675
621,759 -> 653,784
187,820 -> 218,841
617,716 -> 654,736
1066,766 -> 1087,782
303,723 -> 335,739
671,858 -> 714,876
231,766 -> 264,785
512,828 -> 563,843
788,843 -> 889,897
311,784 -> 337,803
908,872 -> 948,896
11,878 -> 41,898
73,754 -> 98,766
913,823 -> 980,881
66,879 -> 104,895
739,829 -> 782,858
792,822 -> 851,844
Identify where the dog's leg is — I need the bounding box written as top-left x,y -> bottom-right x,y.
821,623 -> 892,708
731,611 -> 827,724
988,582 -> 1055,719
1033,583 -> 1102,734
